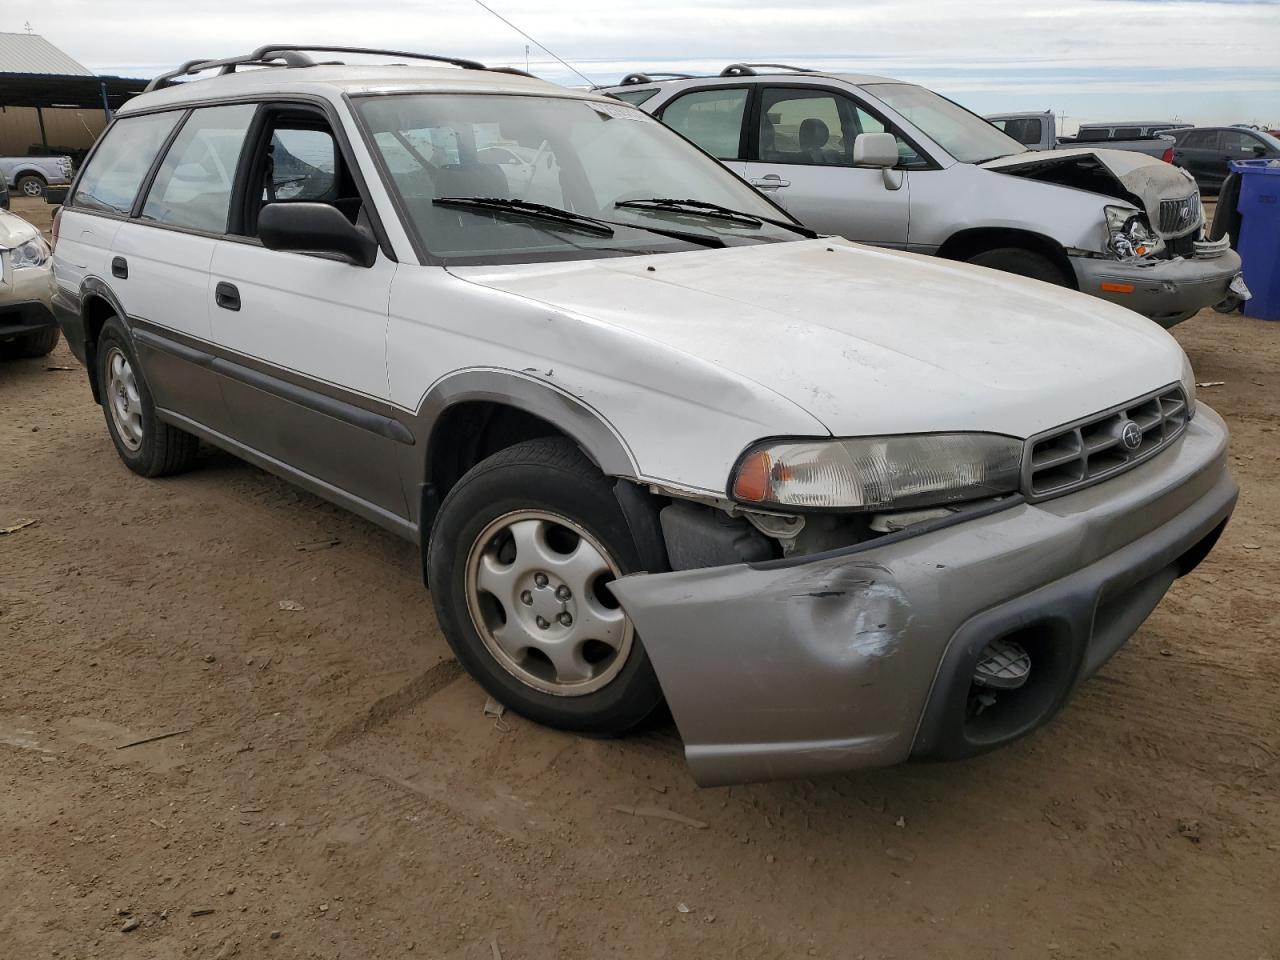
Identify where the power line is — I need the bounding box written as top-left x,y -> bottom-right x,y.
467,0 -> 595,87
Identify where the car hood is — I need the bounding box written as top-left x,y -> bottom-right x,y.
982,148 -> 1199,236
0,209 -> 41,249
449,239 -> 1184,439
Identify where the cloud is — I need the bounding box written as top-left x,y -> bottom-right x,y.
29,0 -> 1280,125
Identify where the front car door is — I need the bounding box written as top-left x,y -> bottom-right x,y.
743,86 -> 914,247
1218,129 -> 1278,185
208,102 -> 406,527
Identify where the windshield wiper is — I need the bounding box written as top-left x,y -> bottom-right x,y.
433,197 -> 615,237
616,198 -> 818,238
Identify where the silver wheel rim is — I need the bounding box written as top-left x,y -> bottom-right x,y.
464,509 -> 634,697
105,347 -> 144,451
21,179 -> 41,196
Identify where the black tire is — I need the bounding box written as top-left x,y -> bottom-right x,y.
966,247 -> 1068,285
96,317 -> 199,477
1,326 -> 59,360
15,174 -> 46,198
427,437 -> 664,735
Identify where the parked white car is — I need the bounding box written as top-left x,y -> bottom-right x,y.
51,46 -> 1236,785
1,155 -> 74,199
601,65 -> 1246,327
1,206 -> 57,359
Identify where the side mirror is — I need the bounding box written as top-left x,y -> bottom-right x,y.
259,202 -> 378,267
1252,145 -> 1268,158
46,185 -> 69,205
852,132 -> 899,169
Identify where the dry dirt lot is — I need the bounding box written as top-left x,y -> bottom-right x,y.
1,196 -> 1278,959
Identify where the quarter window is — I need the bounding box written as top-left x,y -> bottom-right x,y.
141,104 -> 256,233
71,111 -> 182,215
660,88 -> 748,160
268,128 -> 338,201
610,88 -> 659,107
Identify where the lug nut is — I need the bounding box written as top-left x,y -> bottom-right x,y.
534,573 -> 549,588
556,585 -> 571,601
558,612 -> 573,626
535,616 -> 550,630
520,590 -> 533,606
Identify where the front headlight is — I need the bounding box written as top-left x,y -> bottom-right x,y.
9,237 -> 50,270
730,433 -> 1024,511
1181,353 -> 1197,419
1105,205 -> 1156,258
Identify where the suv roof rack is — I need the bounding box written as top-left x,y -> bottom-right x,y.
719,63 -> 815,77
144,44 -> 533,92
617,72 -> 698,86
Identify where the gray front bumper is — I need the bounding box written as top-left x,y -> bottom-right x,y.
1070,248 -> 1243,327
611,408 -> 1236,786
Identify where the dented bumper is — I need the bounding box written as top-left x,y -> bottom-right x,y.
1070,248 -> 1243,327
611,407 -> 1235,786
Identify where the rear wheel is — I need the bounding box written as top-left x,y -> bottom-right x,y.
96,317 -> 199,477
0,326 -> 59,360
427,437 -> 664,735
15,174 -> 46,198
966,247 -> 1068,286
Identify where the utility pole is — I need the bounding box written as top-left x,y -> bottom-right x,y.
525,44 -> 530,73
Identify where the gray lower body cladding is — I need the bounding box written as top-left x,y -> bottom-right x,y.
610,407 -> 1235,786
1069,248 -> 1243,326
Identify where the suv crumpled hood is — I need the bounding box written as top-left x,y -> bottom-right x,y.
449,239 -> 1184,440
982,148 -> 1200,237
0,209 -> 41,249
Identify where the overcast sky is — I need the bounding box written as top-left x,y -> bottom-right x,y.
25,0 -> 1280,128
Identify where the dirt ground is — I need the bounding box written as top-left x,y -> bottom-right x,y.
2,195 -> 1278,959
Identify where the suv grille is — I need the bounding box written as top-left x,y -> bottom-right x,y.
1023,385 -> 1189,500
1158,193 -> 1202,236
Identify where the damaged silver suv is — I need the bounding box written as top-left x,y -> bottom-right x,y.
602,65 -> 1247,327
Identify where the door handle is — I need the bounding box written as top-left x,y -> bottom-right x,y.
214,281 -> 241,312
750,176 -> 790,189
111,256 -> 128,279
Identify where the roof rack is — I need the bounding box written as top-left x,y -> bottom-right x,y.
719,63 -> 814,77
617,72 -> 698,86
144,44 -> 532,92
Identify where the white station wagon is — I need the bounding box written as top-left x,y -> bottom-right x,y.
51,46 -> 1236,785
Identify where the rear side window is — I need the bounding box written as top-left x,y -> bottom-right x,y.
141,104 -> 257,233
72,112 -> 181,215
660,88 -> 748,160
1180,130 -> 1216,149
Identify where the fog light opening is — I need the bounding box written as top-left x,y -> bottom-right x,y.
972,637 -> 1031,694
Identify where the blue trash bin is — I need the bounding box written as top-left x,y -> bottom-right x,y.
1232,158 -> 1280,321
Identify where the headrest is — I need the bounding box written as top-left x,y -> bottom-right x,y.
798,118 -> 829,149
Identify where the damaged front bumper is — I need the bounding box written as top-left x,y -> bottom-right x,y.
1070,244 -> 1244,328
610,407 -> 1236,786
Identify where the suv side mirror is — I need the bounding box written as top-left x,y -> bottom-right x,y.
259,202 -> 378,267
46,186 -> 69,205
1252,145 -> 1268,158
852,132 -> 899,169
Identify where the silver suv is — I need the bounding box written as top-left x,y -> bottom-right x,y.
601,64 -> 1246,327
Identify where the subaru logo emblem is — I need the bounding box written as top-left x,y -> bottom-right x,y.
1120,420 -> 1143,450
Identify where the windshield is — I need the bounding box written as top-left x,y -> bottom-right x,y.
862,83 -> 1027,164
356,93 -> 801,264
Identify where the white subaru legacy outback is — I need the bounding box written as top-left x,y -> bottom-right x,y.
51,46 -> 1236,786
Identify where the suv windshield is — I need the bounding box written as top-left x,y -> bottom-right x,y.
862,83 -> 1026,164
356,94 -> 801,264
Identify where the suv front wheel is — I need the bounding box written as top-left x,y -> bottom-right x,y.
96,317 -> 199,477
427,437 -> 664,735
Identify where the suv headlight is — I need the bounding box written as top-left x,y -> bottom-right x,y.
1105,205 -> 1156,258
9,237 -> 50,270
730,433 -> 1023,511
1181,352 -> 1197,419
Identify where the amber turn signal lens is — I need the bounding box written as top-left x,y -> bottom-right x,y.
732,449 -> 773,502
1101,281 -> 1135,294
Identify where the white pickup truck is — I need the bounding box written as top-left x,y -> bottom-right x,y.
1,155 -> 74,199
986,112 -> 1184,160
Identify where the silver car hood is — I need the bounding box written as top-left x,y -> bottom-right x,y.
982,148 -> 1200,236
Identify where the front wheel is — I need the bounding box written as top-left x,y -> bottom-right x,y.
965,247 -> 1068,286
427,437 -> 664,735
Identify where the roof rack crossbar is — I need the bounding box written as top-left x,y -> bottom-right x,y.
619,71 -> 697,86
719,62 -> 815,77
144,43 -> 529,93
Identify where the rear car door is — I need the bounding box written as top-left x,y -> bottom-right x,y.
654,86 -> 752,182
104,104 -> 257,435
208,102 -> 406,522
744,86 -> 913,246
1172,129 -> 1221,186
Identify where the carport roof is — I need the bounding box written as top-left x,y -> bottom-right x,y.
0,32 -> 93,76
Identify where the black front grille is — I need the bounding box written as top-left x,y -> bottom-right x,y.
1158,193 -> 1202,237
1024,385 -> 1189,500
